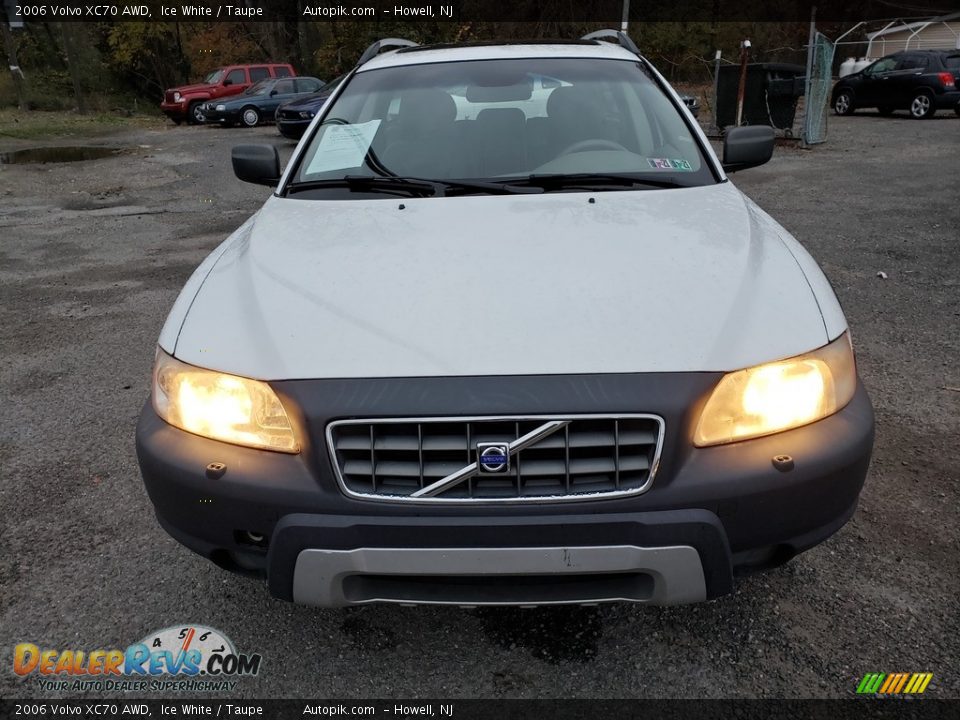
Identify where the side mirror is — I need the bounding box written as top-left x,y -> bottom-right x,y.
223,78 -> 233,86
722,125 -> 775,173
232,144 -> 281,186
270,89 -> 278,96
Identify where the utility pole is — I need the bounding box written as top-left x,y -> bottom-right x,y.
621,0 -> 630,33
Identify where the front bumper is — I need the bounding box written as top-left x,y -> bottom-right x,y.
284,522 -> 719,606
276,117 -> 310,139
136,374 -> 874,606
201,107 -> 241,125
160,100 -> 189,121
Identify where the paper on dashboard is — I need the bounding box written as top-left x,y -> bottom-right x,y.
305,120 -> 382,174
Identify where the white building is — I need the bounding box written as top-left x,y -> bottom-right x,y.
866,12 -> 960,57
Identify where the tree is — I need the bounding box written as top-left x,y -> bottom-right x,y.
107,22 -> 187,98
1,18 -> 27,109
60,23 -> 87,113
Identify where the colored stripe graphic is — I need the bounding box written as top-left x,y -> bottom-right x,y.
857,672 -> 933,694
879,674 -> 897,694
857,673 -> 886,694
893,674 -> 909,693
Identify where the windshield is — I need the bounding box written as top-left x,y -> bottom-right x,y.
290,58 -> 714,193
244,80 -> 272,96
204,69 -> 224,84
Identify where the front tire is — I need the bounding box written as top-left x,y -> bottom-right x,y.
909,91 -> 935,119
187,101 -> 205,125
241,107 -> 261,127
834,89 -> 855,116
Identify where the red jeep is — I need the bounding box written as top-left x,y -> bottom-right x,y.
161,63 -> 297,125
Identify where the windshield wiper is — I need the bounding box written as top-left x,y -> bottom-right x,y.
285,175 -> 541,197
284,175 -> 443,197
518,173 -> 687,191
434,178 -> 542,196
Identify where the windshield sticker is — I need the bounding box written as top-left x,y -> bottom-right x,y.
305,119 -> 382,174
648,158 -> 692,171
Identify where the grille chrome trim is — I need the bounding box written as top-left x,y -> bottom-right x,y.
410,420 -> 570,499
326,414 -> 665,504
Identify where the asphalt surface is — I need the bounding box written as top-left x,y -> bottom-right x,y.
1,110 -> 958,700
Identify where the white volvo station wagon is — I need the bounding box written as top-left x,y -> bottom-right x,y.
137,32 -> 874,607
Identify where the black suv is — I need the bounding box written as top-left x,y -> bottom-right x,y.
832,49 -> 960,118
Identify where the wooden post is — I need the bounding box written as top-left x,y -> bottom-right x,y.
712,49 -> 721,133
803,6 -> 818,146
735,39 -> 751,127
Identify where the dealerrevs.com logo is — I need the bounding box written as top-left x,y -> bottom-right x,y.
14,625 -> 262,693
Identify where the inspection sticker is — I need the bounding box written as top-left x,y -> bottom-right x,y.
648,158 -> 692,171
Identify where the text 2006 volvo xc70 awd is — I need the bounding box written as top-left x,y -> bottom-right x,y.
137,33 -> 874,607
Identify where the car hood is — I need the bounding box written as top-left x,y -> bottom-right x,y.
279,92 -> 330,112
169,182 -> 833,380
170,83 -> 215,95
216,94 -> 263,108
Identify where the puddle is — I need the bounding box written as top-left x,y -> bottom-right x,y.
0,146 -> 127,164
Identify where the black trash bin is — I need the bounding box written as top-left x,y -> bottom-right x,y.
716,63 -> 805,130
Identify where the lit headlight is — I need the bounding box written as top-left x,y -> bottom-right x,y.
173,92 -> 182,102
216,104 -> 226,111
299,111 -> 314,118
152,349 -> 299,453
694,333 -> 856,447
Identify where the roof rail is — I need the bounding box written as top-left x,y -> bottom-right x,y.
357,38 -> 418,66
581,30 -> 640,56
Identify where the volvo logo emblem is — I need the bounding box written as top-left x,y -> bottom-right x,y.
476,442 -> 510,474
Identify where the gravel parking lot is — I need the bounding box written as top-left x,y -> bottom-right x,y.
1,111 -> 957,699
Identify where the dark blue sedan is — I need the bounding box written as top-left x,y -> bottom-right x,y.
275,74 -> 346,139
201,77 -> 324,127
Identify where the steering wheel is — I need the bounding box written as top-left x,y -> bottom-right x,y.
558,138 -> 630,156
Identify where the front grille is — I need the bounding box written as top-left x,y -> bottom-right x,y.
278,109 -> 299,120
327,415 -> 663,503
